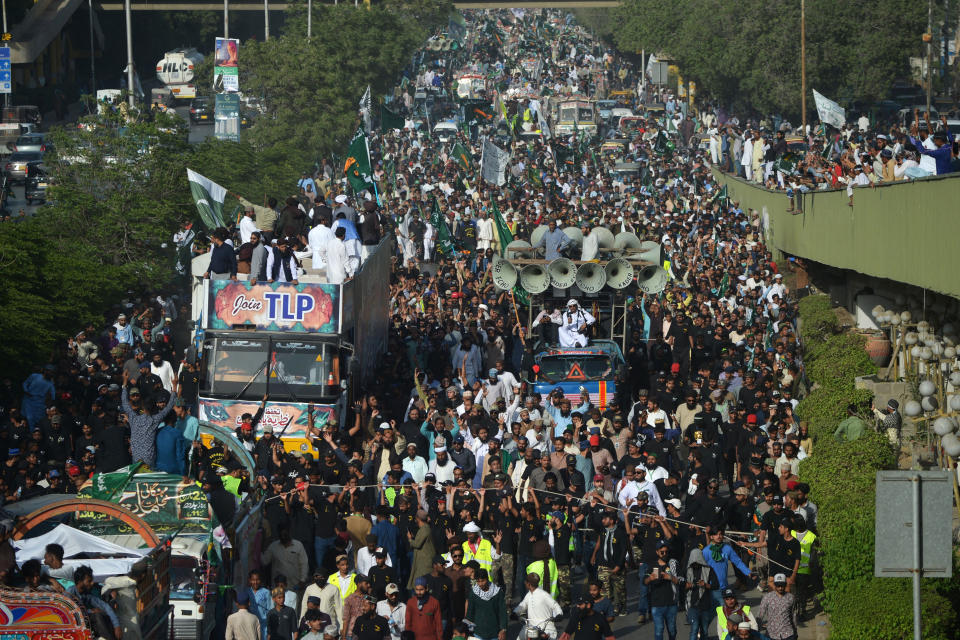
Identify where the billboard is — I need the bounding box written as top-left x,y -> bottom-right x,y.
214,37 -> 239,92
198,398 -> 334,441
215,92 -> 240,142
208,280 -> 341,333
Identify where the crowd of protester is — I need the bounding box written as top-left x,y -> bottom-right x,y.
0,9 -> 920,640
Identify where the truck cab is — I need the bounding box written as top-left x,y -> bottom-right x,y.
553,98 -> 598,137
526,339 -> 626,409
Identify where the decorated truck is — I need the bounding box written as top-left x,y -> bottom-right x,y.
525,339 -> 626,410
192,238 -> 390,453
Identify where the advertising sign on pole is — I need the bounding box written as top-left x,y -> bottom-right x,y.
214,37 -> 239,92
215,93 -> 240,141
0,47 -> 11,94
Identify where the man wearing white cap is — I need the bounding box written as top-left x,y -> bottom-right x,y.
333,194 -> 356,223
553,300 -> 595,348
461,521 -> 500,575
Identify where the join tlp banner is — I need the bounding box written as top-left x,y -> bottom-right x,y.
214,37 -> 239,92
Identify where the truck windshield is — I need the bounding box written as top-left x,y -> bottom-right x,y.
578,107 -> 594,122
200,336 -> 340,401
169,556 -> 199,601
560,107 -> 576,121
537,355 -> 613,381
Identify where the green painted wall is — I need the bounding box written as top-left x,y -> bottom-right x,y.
713,169 -> 960,299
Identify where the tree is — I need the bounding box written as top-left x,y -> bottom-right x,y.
611,0 -> 926,118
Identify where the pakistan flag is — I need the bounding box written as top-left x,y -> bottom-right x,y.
344,127 -> 376,194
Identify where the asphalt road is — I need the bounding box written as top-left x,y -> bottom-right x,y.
500,566 -> 800,640
2,182 -> 43,218
172,104 -> 215,144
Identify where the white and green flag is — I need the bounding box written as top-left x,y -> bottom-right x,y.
344,127 -> 376,195
187,168 -> 227,230
480,138 -> 509,186
812,89 -> 845,129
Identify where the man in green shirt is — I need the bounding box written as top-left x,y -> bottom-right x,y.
834,405 -> 866,441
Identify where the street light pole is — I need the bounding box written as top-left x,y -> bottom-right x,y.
124,0 -> 134,109
801,0 -> 807,134
224,0 -> 229,39
307,0 -> 312,39
927,0 -> 933,117
89,0 -> 96,95
264,0 -> 269,41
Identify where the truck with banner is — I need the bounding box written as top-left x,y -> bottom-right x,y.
192,238 -> 390,453
525,340 -> 626,410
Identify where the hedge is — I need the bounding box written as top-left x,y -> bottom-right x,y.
796,295 -> 959,639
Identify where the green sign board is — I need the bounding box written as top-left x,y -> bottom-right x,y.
76,467 -> 213,535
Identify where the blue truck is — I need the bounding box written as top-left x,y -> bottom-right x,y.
526,339 -> 626,409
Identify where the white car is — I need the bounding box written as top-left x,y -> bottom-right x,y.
433,121 -> 459,143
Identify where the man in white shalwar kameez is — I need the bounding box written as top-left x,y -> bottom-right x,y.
514,574 -> 563,639
553,299 -> 595,348
326,228 -> 353,285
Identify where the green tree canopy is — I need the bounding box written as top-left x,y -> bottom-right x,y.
608,0 -> 926,117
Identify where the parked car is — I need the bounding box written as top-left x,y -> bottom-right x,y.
189,97 -> 213,124
5,151 -> 43,183
24,162 -> 49,204
9,132 -> 49,154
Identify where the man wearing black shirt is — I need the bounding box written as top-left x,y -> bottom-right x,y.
769,518 -> 801,592
516,501 -> 542,595
425,556 -> 454,629
492,495 -> 519,601
353,595 -> 390,640
684,477 -> 727,529
559,597 -> 614,640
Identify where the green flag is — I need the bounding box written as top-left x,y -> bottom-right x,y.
654,131 -> 675,159
380,104 -> 405,131
186,169 -> 226,230
527,165 -> 542,188
430,197 -> 456,256
773,152 -> 800,176
711,184 -> 729,206
491,199 -> 529,305
344,127 -> 376,194
451,142 -> 473,170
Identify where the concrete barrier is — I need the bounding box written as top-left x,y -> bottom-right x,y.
712,168 -> 960,299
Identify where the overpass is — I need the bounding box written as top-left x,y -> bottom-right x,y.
96,1 -> 621,8
713,168 -> 960,302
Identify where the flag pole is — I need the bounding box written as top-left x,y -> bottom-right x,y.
510,289 -> 525,346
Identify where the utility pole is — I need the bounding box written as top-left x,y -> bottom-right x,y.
3,0 -> 9,107
224,0 -> 229,39
264,0 -> 269,41
927,0 -> 933,117
89,0 -> 96,95
124,0 -> 134,109
801,0 -> 807,135
307,0 -> 312,39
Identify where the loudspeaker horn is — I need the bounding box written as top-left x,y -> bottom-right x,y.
635,265 -> 670,295
530,224 -> 549,249
563,227 -> 584,246
591,226 -> 616,249
520,264 -> 550,294
505,239 -> 532,260
491,257 -> 518,291
575,262 -> 606,294
548,258 -> 578,289
635,241 -> 662,263
614,232 -> 642,253
605,257 -> 635,290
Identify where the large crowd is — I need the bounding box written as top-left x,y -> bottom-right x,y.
0,9 -> 914,640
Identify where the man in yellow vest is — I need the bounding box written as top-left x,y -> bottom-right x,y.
525,539 -> 558,599
716,588 -> 757,640
328,554 -> 358,623
462,521 -> 499,576
791,517 -> 818,620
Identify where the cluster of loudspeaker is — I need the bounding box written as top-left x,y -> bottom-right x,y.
492,227 -> 670,295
